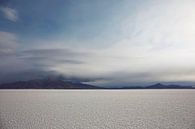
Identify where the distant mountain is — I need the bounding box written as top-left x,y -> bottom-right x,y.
146,83 -> 194,89
121,83 -> 195,89
0,79 -> 102,89
0,80 -> 194,89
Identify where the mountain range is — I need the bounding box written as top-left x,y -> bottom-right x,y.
120,83 -> 194,89
0,79 -> 194,89
0,79 -> 102,89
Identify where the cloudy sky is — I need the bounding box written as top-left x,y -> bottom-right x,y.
1,0 -> 195,86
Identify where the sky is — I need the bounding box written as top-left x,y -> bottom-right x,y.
1,0 -> 195,86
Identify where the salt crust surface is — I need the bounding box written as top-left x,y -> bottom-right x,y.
0,90 -> 195,129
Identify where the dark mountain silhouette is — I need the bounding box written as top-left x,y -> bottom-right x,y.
0,80 -> 194,89
0,79 -> 103,89
146,83 -> 194,89
120,83 -> 194,89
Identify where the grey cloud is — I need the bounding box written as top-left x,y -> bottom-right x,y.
0,70 -> 59,84
19,48 -> 85,67
0,47 -> 91,83
0,7 -> 18,22
2,44 -> 195,86
21,48 -> 88,57
0,35 -> 89,83
88,69 -> 195,87
1,36 -> 195,86
20,48 -> 90,62
0,31 -> 17,55
2,46 -> 195,86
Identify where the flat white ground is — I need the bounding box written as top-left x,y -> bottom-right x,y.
0,90 -> 195,129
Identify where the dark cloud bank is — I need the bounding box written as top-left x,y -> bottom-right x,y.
0,37 -> 102,84
0,48 -> 84,82
1,41 -> 195,86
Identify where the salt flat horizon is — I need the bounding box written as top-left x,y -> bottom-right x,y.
0,90 -> 195,129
